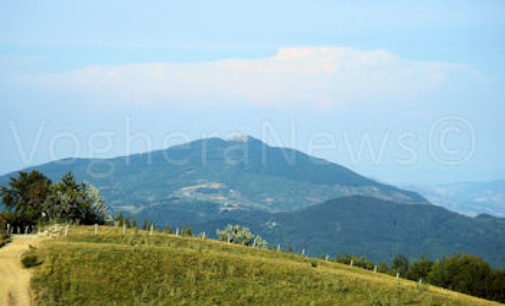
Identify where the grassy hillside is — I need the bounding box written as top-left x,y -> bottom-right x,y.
29,226 -> 498,305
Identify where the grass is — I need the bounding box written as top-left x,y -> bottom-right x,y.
29,226 -> 499,305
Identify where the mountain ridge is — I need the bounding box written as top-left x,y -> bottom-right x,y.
0,136 -> 428,213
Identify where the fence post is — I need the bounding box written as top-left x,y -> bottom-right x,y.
94,224 -> 98,235
396,272 -> 400,279
301,249 -> 305,257
64,225 -> 69,237
202,232 -> 206,240
175,227 -> 179,236
227,232 -> 231,244
374,265 -> 377,273
277,244 -> 280,252
149,224 -> 153,236
122,224 -> 126,235
350,260 -> 354,267
325,255 -> 329,262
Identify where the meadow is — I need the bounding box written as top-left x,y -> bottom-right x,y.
28,226 -> 499,305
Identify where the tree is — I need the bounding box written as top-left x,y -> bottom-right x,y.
42,172 -> 86,223
216,224 -> 267,248
125,216 -> 131,228
82,183 -> 112,225
392,254 -> 410,276
427,254 -> 491,297
407,254 -> 433,281
0,171 -> 52,226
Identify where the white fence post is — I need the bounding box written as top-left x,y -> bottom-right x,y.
350,260 -> 354,267
374,265 -> 377,273
396,272 -> 400,279
149,224 -> 154,236
64,225 -> 69,237
277,244 -> 280,252
325,255 -> 329,262
301,249 -> 305,257
94,224 -> 98,235
227,232 -> 231,244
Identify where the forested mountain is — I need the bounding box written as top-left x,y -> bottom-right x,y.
0,136 -> 427,213
138,196 -> 505,267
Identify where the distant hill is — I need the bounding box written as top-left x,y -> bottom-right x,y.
407,180 -> 505,217
136,196 -> 505,267
0,136 -> 427,213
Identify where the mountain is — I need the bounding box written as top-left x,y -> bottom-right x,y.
2,136 -> 505,266
0,136 -> 427,214
407,180 -> 505,217
137,196 -> 505,268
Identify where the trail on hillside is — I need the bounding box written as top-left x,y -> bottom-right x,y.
0,235 -> 39,306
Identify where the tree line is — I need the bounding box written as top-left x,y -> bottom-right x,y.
0,170 -> 112,233
331,253 -> 505,303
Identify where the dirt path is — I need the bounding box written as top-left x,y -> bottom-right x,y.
0,235 -> 40,306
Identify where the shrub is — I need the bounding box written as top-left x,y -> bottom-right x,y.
21,250 -> 42,268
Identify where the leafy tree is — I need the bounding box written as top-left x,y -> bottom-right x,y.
82,183 -> 112,224
42,172 -> 87,223
392,254 -> 410,276
407,254 -> 433,281
485,270 -> 505,302
427,254 -> 491,297
216,224 -> 267,248
0,171 -> 52,226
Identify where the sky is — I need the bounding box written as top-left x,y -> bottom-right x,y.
0,0 -> 504,185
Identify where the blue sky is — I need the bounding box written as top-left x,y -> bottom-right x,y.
1,0 -> 504,185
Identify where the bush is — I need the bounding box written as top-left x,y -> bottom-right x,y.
216,224 -> 267,248
21,251 -> 42,268
181,226 -> 193,237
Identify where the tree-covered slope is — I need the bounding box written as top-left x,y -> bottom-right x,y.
144,196 -> 505,267
0,136 -> 427,213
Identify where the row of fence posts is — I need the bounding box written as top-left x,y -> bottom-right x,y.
7,222 -> 425,284
5,224 -> 35,235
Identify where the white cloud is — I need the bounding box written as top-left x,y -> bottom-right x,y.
29,47 -> 474,110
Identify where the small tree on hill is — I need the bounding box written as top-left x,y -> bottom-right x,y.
392,254 -> 410,276
216,224 -> 267,248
